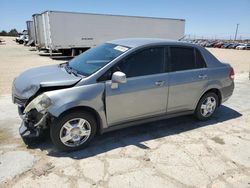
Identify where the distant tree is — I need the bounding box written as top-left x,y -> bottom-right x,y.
0,30 -> 8,36
8,29 -> 19,36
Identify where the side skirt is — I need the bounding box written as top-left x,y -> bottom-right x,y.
100,110 -> 194,134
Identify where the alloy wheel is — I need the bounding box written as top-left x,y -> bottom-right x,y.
59,118 -> 91,147
200,96 -> 217,117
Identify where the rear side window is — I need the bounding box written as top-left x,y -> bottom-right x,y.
118,47 -> 165,78
169,47 -> 195,72
195,49 -> 207,68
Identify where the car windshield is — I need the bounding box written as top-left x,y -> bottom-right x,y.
68,43 -> 129,76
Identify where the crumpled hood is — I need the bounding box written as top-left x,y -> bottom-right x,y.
13,64 -> 81,99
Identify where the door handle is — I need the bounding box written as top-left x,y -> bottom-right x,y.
198,74 -> 208,79
155,81 -> 165,86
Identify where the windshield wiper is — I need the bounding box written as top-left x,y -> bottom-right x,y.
59,62 -> 70,68
63,63 -> 80,77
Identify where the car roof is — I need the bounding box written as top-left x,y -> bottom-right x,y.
108,38 -> 198,48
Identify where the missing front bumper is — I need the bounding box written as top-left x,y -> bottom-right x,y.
19,121 -> 41,138
19,112 -> 49,139
19,121 -> 50,145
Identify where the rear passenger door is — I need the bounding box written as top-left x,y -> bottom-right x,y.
167,46 -> 208,113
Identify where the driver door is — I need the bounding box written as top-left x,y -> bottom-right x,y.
104,47 -> 169,126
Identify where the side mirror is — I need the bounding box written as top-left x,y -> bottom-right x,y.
111,71 -> 127,89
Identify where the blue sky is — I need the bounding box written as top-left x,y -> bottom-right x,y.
1,0 -> 250,39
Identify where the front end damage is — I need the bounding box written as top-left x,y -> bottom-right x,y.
14,93 -> 54,142
19,109 -> 50,140
11,64 -> 82,143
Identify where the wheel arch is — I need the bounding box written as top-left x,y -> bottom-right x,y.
195,87 -> 222,109
53,106 -> 103,134
204,88 -> 222,106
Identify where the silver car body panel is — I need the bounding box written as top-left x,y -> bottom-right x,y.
12,38 -> 234,133
105,73 -> 169,125
13,64 -> 81,99
167,68 -> 208,113
46,83 -> 108,129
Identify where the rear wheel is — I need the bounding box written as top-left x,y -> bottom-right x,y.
50,111 -> 97,151
195,92 -> 218,120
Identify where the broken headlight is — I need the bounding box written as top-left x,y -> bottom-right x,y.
24,94 -> 52,114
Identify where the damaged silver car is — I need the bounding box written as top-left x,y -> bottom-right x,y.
12,38 -> 234,151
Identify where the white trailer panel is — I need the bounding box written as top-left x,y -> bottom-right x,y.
26,21 -> 35,42
32,14 -> 39,45
42,11 -> 185,51
33,14 -> 46,49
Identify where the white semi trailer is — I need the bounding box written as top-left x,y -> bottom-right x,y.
33,14 -> 46,49
26,21 -> 36,45
37,11 -> 185,55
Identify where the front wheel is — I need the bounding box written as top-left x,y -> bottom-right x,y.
50,111 -> 97,151
195,92 -> 218,121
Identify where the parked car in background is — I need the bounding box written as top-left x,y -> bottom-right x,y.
205,41 -> 217,48
214,42 -> 224,48
226,44 -> 233,49
24,36 -> 29,45
221,43 -> 231,48
245,44 -> 250,50
15,30 -> 28,44
236,44 -> 245,50
18,35 -> 27,44
0,38 -> 6,45
15,34 -> 22,43
236,44 -> 250,50
16,34 -> 29,44
224,43 -> 233,48
228,43 -> 240,49
12,38 -> 235,151
183,39 -> 250,50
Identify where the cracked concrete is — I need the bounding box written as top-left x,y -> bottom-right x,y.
1,38 -> 250,187
0,151 -> 36,183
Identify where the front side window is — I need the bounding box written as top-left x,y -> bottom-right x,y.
68,43 -> 129,76
169,47 -> 195,72
117,47 -> 165,78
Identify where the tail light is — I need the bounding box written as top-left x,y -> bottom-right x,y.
229,67 -> 235,80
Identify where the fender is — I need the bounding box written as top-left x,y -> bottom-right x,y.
46,83 -> 108,129
193,79 -> 222,109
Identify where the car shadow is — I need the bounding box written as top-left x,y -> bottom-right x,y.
29,105 -> 242,159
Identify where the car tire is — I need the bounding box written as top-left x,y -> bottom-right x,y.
195,92 -> 219,121
50,111 -> 97,151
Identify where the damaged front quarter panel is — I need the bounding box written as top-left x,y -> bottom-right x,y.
20,93 -> 54,139
46,82 -> 108,130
